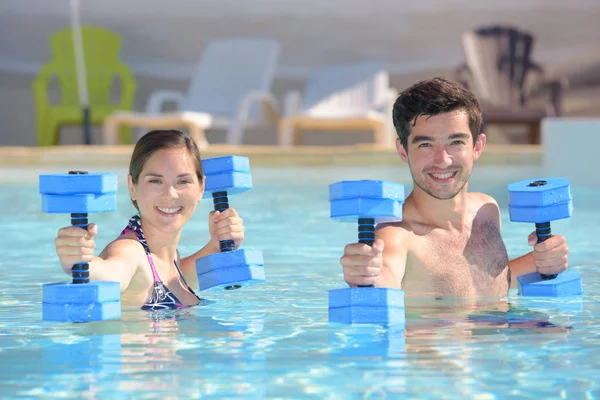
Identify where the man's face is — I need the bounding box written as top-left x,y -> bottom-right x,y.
397,110 -> 485,200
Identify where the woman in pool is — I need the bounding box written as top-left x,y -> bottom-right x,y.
53,129 -> 245,310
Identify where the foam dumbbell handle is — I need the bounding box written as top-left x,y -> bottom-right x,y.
535,222 -> 557,280
212,191 -> 235,252
358,217 -> 375,288
68,171 -> 90,284
70,212 -> 90,284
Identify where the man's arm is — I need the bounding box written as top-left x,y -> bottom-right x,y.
509,232 -> 569,286
376,224 -> 407,289
481,195 -> 537,287
508,252 -> 536,287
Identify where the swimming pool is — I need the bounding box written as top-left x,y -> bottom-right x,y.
1,163 -> 599,399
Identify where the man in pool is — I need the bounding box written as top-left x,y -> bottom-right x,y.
339,77 -> 569,298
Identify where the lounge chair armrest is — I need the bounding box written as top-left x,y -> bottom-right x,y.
225,91 -> 280,145
145,90 -> 187,113
114,63 -> 137,109
526,63 -> 568,116
32,62 -> 58,105
527,62 -> 569,90
236,91 -> 280,124
283,90 -> 303,117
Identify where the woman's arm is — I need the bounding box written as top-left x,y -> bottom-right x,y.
93,238 -> 145,292
55,223 -> 143,293
179,243 -> 219,290
179,208 -> 245,290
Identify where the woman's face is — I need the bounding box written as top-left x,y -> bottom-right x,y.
128,147 -> 204,233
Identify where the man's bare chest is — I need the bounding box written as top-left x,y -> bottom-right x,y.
405,221 -> 510,297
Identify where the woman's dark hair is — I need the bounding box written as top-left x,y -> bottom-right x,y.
392,77 -> 483,149
129,130 -> 204,210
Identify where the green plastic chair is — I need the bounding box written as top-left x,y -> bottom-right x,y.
32,26 -> 137,146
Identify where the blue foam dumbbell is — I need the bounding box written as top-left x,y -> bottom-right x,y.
328,180 -> 406,325
508,178 -> 582,297
196,156 -> 265,291
39,171 -> 121,322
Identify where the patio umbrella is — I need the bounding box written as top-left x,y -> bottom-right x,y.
69,0 -> 91,145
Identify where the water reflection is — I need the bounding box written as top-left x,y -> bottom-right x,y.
114,308 -> 267,397
0,290 -> 589,398
328,296 -> 576,361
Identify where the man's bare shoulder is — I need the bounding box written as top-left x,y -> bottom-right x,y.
375,196 -> 426,240
375,220 -> 413,241
469,191 -> 499,206
468,192 -> 502,225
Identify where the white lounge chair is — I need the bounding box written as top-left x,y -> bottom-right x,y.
278,61 -> 398,148
103,37 -> 280,148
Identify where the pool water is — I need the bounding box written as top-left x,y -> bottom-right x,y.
1,164 -> 599,399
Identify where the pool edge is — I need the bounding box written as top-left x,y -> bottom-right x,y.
0,144 -> 541,167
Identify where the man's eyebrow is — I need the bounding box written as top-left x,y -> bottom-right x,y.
411,135 -> 433,144
411,133 -> 470,144
448,133 -> 470,140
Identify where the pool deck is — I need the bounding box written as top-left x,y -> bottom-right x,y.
0,144 -> 541,167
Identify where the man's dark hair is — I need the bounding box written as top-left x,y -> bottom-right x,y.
392,77 -> 483,149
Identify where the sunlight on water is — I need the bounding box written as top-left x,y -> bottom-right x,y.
1,165 -> 599,398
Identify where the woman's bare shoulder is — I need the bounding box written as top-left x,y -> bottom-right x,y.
99,231 -> 146,260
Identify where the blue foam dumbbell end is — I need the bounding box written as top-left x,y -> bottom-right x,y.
39,173 -> 118,195
202,156 -> 253,198
329,180 -> 404,224
508,178 -> 572,223
41,193 -> 117,214
329,180 -> 405,202
40,173 -> 118,214
42,281 -> 121,322
329,287 -> 406,308
196,249 -> 265,291
518,270 -> 583,297
328,288 -> 406,325
198,265 -> 265,292
39,171 -> 121,322
331,198 -> 403,224
196,248 -> 264,273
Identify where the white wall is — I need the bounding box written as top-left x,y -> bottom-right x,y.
542,118 -> 599,187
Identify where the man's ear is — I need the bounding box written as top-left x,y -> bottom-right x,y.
396,138 -> 408,163
473,133 -> 486,161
